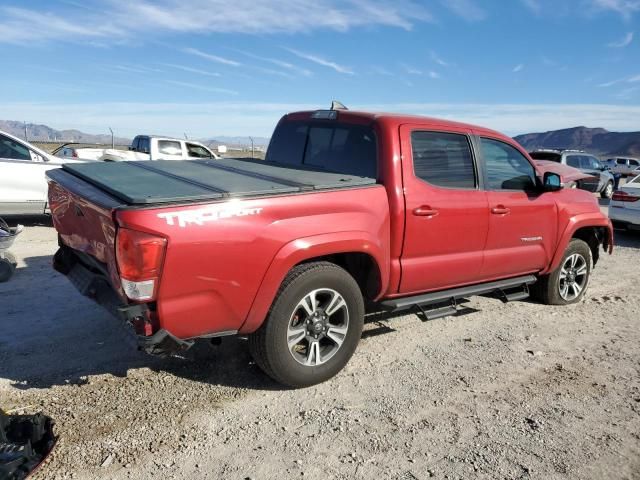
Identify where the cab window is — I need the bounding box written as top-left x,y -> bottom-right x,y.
410,131 -> 476,189
481,138 -> 536,191
186,143 -> 212,158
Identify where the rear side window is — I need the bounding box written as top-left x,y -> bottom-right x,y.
566,155 -> 581,168
630,159 -> 640,167
186,143 -> 212,158
266,121 -> 377,178
617,158 -> 627,165
410,131 -> 476,189
158,140 -> 182,156
481,138 -> 536,191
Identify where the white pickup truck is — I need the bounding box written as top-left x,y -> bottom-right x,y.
100,135 -> 220,161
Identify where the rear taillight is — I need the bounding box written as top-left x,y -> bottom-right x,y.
612,190 -> 640,202
116,228 -> 167,301
72,150 -> 78,158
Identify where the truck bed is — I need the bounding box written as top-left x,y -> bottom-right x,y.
57,158 -> 376,205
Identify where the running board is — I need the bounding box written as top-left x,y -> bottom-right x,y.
381,275 -> 537,312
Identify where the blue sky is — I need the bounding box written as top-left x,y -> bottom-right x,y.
1,0 -> 639,138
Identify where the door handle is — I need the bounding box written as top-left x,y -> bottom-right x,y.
413,206 -> 439,217
491,205 -> 510,215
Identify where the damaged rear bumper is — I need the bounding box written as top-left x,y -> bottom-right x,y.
53,246 -> 193,356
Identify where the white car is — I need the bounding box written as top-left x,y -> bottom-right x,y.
0,130 -> 88,216
609,174 -> 640,231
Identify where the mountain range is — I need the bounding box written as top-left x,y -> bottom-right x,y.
0,120 -> 270,148
513,127 -> 640,157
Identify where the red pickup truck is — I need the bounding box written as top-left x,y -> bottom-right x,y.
47,106 -> 613,387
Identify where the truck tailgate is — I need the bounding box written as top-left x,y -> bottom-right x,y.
47,168 -> 124,293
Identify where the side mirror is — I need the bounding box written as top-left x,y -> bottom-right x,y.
543,172 -> 562,192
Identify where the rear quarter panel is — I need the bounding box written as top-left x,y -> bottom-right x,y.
116,186 -> 390,339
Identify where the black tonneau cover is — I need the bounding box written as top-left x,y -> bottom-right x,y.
60,158 -> 376,205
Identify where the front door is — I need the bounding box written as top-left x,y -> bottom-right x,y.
399,125 -> 489,294
477,136 -> 558,278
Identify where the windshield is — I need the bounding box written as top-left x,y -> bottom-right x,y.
266,121 -> 377,178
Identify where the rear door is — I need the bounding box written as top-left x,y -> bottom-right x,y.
399,125 -> 489,293
477,136 -> 558,279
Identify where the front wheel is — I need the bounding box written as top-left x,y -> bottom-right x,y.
601,181 -> 614,199
249,262 -> 364,387
531,239 -> 591,305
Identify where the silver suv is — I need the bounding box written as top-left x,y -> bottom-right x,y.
529,149 -> 615,199
603,157 -> 640,177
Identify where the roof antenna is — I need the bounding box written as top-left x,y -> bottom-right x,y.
330,100 -> 348,111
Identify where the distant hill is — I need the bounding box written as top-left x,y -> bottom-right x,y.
514,127 -> 640,157
0,120 -> 131,145
0,119 -> 271,149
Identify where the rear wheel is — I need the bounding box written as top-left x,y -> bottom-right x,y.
531,239 -> 591,305
601,181 -> 614,199
249,262 -> 364,387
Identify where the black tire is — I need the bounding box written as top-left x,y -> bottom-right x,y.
249,261 -> 364,388
0,253 -> 16,283
600,181 -> 614,199
531,239 -> 591,305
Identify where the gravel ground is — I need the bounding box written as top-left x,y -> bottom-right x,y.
1,209 -> 639,480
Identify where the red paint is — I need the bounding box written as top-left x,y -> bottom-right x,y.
48,110 -> 613,341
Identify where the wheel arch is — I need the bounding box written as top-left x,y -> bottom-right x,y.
545,214 -> 613,274
238,231 -> 389,334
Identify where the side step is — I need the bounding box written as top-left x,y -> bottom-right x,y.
381,275 -> 537,320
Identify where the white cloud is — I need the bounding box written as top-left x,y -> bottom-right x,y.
401,63 -> 423,75
521,0 -> 542,13
161,64 -> 221,77
285,48 -> 354,75
5,102 -> 640,138
590,0 -> 640,18
513,64 -> 525,73
165,80 -> 238,95
607,31 -> 634,47
430,51 -> 452,67
599,72 -> 640,86
441,0 -> 487,21
233,50 -> 312,77
428,71 -> 441,79
0,1 -> 433,44
183,47 -> 241,67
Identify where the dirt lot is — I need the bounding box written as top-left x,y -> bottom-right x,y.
1,210 -> 639,480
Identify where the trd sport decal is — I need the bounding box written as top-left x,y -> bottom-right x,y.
158,206 -> 263,227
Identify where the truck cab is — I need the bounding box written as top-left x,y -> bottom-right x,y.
129,135 -> 220,160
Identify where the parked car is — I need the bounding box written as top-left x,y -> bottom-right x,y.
603,157 -> 640,177
529,149 -> 615,198
47,106 -> 613,387
609,173 -> 640,230
0,130 -> 89,216
99,136 -> 220,161
53,143 -> 111,161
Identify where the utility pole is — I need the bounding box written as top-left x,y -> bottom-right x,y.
249,136 -> 254,159
23,122 -> 28,142
109,127 -> 114,148
184,133 -> 188,140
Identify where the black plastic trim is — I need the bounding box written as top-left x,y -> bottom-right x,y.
381,275 -> 537,311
